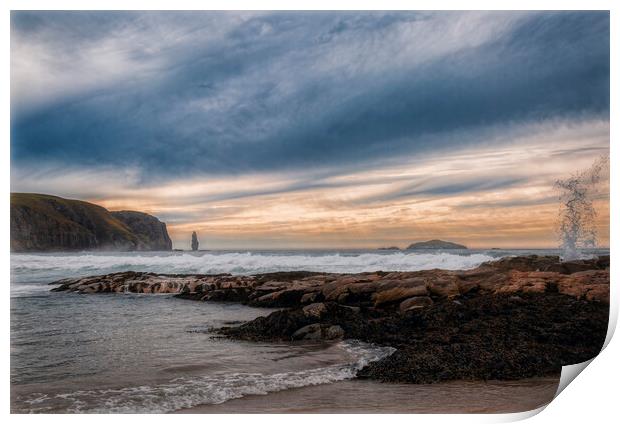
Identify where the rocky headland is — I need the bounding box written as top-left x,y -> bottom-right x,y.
11,193 -> 172,251
50,255 -> 609,383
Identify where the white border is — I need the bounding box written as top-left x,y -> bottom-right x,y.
3,1 -> 617,423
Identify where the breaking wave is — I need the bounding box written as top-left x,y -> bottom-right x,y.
12,250 -> 495,282
17,340 -> 395,413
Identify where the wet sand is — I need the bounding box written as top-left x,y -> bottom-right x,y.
177,375 -> 560,414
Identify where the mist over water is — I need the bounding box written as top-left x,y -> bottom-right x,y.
555,155 -> 609,261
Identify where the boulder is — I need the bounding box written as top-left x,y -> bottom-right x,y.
585,285 -> 609,303
291,323 -> 346,341
557,270 -> 610,302
426,275 -> 460,297
373,286 -> 429,306
251,288 -> 307,307
376,278 -> 426,291
300,291 -> 322,304
292,324 -> 323,340
494,271 -> 552,295
485,255 -> 560,272
399,296 -> 433,313
302,302 -> 328,319
325,325 -> 345,339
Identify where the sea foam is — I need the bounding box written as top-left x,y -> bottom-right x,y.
11,250 -> 495,281
18,340 -> 395,413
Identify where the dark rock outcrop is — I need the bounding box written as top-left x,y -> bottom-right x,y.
356,292 -> 608,383
406,239 -> 467,249
11,193 -> 172,252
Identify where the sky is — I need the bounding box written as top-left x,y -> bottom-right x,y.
10,11 -> 610,249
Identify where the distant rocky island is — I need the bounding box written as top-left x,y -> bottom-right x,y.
377,246 -> 400,251
10,193 -> 172,252
406,239 -> 467,250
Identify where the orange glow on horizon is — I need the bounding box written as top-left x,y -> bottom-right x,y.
87,122 -> 610,250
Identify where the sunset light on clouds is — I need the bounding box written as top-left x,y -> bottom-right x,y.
10,11 -> 609,249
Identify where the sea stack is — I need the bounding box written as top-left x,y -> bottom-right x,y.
191,231 -> 199,251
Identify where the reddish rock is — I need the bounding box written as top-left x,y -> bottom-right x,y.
49,255 -> 609,307
494,271 -> 553,295
399,296 -> 433,312
302,302 -> 328,319
585,285 -> 610,303
373,286 -> 429,306
557,270 -> 610,302
300,291 -> 322,304
427,275 -> 460,297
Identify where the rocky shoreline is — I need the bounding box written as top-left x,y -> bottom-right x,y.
50,255 -> 609,384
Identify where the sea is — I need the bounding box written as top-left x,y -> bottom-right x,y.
10,248 -> 608,413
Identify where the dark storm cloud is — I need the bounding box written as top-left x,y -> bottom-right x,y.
11,11 -> 609,179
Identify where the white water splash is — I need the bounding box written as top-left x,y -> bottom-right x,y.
17,340 -> 395,413
555,155 -> 609,261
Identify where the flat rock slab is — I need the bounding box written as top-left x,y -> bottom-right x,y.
50,255 -> 609,307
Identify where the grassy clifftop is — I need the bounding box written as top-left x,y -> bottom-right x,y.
11,193 -> 172,252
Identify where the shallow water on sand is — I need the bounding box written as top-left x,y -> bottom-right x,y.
179,377 -> 560,414
11,290 -> 391,413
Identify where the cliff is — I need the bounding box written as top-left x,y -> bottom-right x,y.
406,239 -> 467,249
110,211 -> 172,251
10,193 -> 172,252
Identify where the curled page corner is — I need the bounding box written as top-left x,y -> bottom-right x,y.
602,297 -> 618,350
555,358 -> 595,397
494,359 -> 596,423
501,305 -> 614,422
501,404 -> 548,422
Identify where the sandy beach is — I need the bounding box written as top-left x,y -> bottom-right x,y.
178,377 -> 560,413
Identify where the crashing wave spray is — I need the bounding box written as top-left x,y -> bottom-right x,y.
555,155 -> 609,260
